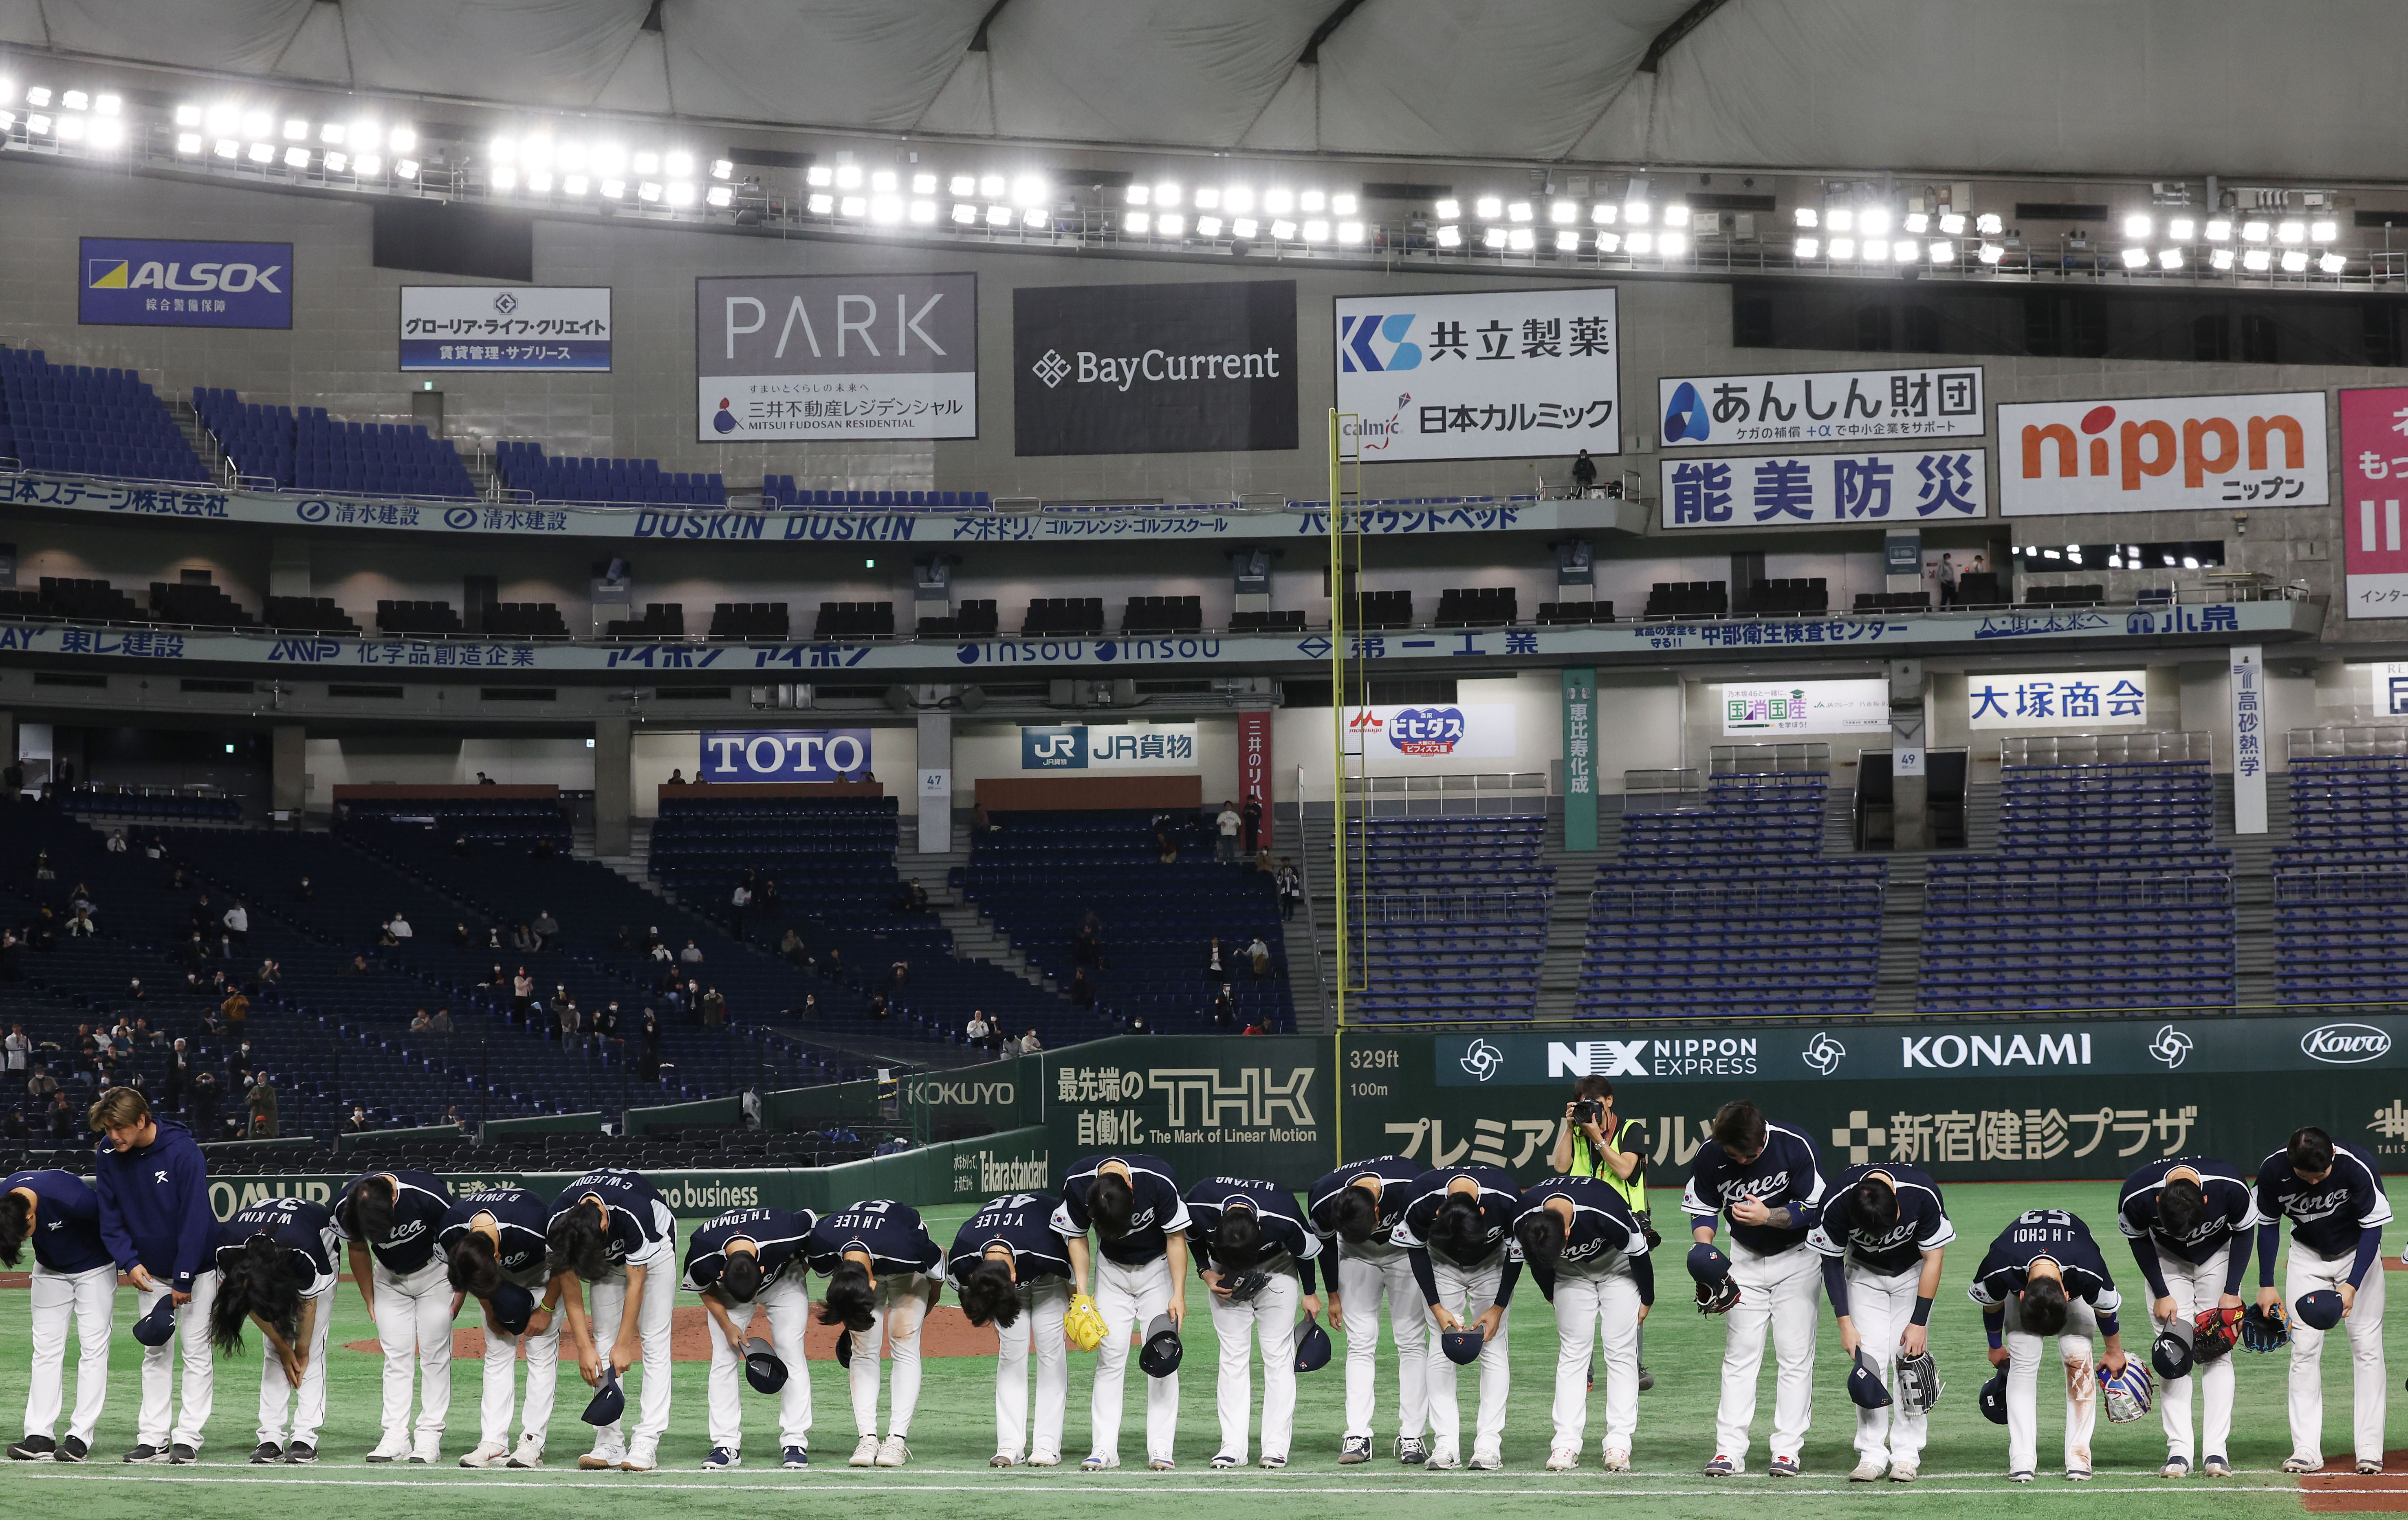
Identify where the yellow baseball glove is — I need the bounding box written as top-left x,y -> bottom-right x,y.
1063,1292 -> 1106,1352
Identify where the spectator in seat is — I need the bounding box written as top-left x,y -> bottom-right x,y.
1156,823 -> 1178,865
246,1072 -> 279,1137
1075,911 -> 1104,967
558,996 -> 583,1045
377,920 -> 401,950
453,922 -> 473,948
409,1010 -> 433,1034
220,985 -> 249,1034
190,1067 -> 220,1135
1241,795 -> 1263,856
342,952 -> 370,976
637,1011 -> 660,1080
1019,1028 -> 1044,1056
869,992 -> 889,1021
1276,859 -> 1303,921
1215,800 -> 1241,862
257,959 -> 282,990
26,1063 -> 59,1103
779,927 -> 808,967
965,1010 -> 991,1048
729,880 -> 751,941
1070,968 -> 1095,1009
595,1001 -> 620,1040
346,1106 -> 370,1133
700,987 -> 726,1030
1210,986 -> 1236,1029
0,927 -> 19,980
106,827 -> 128,853
429,1007 -> 453,1035
1572,447 -> 1598,495
759,875 -> 781,913
65,904 -> 95,938
890,960 -> 910,990
389,910 -> 414,941
476,771 -> 495,785
680,940 -> 705,966
1126,1014 -> 1149,1035
222,900 -> 247,945
511,923 -> 537,954
531,909 -> 558,948
511,968 -> 534,1025
1206,936 -> 1228,984
2,1021 -> 24,1072
667,770 -> 686,786
295,874 -> 313,902
1248,935 -> 1272,978
31,847 -> 50,880
46,1091 -> 75,1141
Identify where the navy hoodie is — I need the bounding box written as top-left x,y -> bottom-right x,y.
93,1118 -> 213,1291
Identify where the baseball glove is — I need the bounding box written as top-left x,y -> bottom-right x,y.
1063,1292 -> 1106,1353
2240,1301 -> 2291,1353
2191,1304 -> 2241,1363
1694,1276 -> 1739,1315
1891,1348 -> 1943,1412
2099,1359 -> 2154,1423
1221,1269 -> 1271,1303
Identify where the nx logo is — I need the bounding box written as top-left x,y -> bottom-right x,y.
1030,348 -> 1071,388
1801,1032 -> 1847,1076
1546,1040 -> 1648,1078
2303,1023 -> 2393,1065
1459,1038 -> 1506,1083
2148,1024 -> 2194,1069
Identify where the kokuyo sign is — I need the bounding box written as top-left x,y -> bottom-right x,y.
1999,392 -> 2328,515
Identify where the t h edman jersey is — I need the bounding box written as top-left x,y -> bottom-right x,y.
336,1168 -> 454,1275
683,1206 -> 815,1293
808,1199 -> 943,1278
947,1193 -> 1073,1289
436,1187 -> 550,1277
1052,1154 -> 1190,1268
216,1195 -> 340,1297
1684,1120 -> 1827,1256
2119,1156 -> 2260,1265
2255,1141 -> 2393,1260
1808,1163 -> 1955,1277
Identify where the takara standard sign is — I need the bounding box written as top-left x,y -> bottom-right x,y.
1998,392 -> 2328,515
1661,448 -> 1985,527
698,273 -> 977,442
1966,671 -> 2148,729
403,286 -> 610,370
1721,679 -> 1888,736
1333,288 -> 1619,462
698,728 -> 873,782
1660,366 -> 1981,448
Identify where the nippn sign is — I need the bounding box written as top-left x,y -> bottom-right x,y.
1999,392 -> 2328,515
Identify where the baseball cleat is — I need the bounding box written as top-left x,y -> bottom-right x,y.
781,1447 -> 809,1469
1850,1458 -> 1886,1481
1260,1455 -> 1287,1470
2065,1467 -> 2093,1481
8,1436 -> 55,1461
2361,1460 -> 2386,1476
1638,1364 -> 1654,1392
168,1444 -> 197,1465
1395,1437 -> 1429,1465
700,1447 -> 739,1470
2161,1456 -> 2190,1478
1079,1453 -> 1117,1470
849,1434 -> 880,1468
577,1452 -> 620,1471
122,1443 -> 165,1464
409,1433 -> 441,1465
990,1452 -> 1017,1468
1026,1452 -> 1059,1467
1770,1454 -> 1801,1477
619,1451 -> 658,1473
1211,1453 -> 1242,1469
1424,1448 -> 1461,1471
249,1442 -> 282,1465
1148,1457 -> 1176,1471
1889,1462 -> 1917,1483
1468,1451 -> 1502,1471
1602,1447 -> 1631,1472
365,1434 -> 408,1464
506,1436 -> 545,1468
2202,1455 -> 2230,1477
1340,1435 -> 1371,1465
459,1442 -> 508,1469
55,1437 -> 87,1464
283,1443 -> 316,1465
2282,1456 -> 2320,1474
2008,1470 -> 2034,1483
874,1435 -> 910,1468
1703,1454 -> 1738,1476
1546,1448 -> 1578,1472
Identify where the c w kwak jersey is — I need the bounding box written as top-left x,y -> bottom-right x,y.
336,1168 -> 454,1275
683,1207 -> 815,1293
1808,1163 -> 1955,1277
549,1168 -> 671,1267
216,1196 -> 339,1296
2119,1156 -> 2259,1265
1967,1209 -> 2120,1315
1184,1176 -> 1322,1275
808,1199 -> 942,1278
437,1187 -> 550,1277
1052,1155 -> 1191,1268
1305,1155 -> 1420,1252
1684,1121 -> 1827,1256
1393,1164 -> 1523,1267
2256,1141 -> 2393,1260
948,1193 -> 1073,1288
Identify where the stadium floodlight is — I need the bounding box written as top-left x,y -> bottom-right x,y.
1795,236 -> 1819,258
1194,185 -> 1222,209
1124,210 -> 1150,233
389,126 -> 414,152
1664,203 -> 1691,228
2208,247 -> 2233,269
2168,217 -> 2195,240
949,201 -> 976,225
2240,219 -> 2269,241
640,180 -> 665,204
978,172 -> 1005,198
1976,212 -> 2003,235
522,138 -> 555,169
23,86 -> 47,107
601,178 -> 626,199
206,101 -> 238,133
911,172 -> 935,194
1939,212 -> 1966,235
55,90 -> 80,112
869,168 -> 895,193
1829,237 -> 1856,261
399,161 -> 421,183
1893,238 -> 1919,263
2280,249 -> 2309,273
323,150 -> 346,172
1626,230 -> 1654,254
1303,219 -> 1330,242
712,159 -> 735,181
2158,247 -> 2182,269
1272,218 -> 1299,240
491,163 -> 516,189
707,185 -> 732,207
53,115 -> 81,141
242,109 -> 270,139
1332,192 -> 1357,215
1125,184 -> 1150,206
1864,238 -> 1890,261
1011,174 -> 1045,206
558,142 -> 590,171
1624,198 -> 1651,224
318,122 -> 344,144
563,172 -> 588,195
983,201 -> 1010,224
213,137 -> 238,159
1482,226 -> 1506,249
635,151 -> 663,176
1224,185 -> 1255,213
1508,200 -> 1532,222
1594,230 -> 1620,253
2321,251 -> 2347,274
90,117 -> 128,148
1555,229 -> 1579,251
2205,218 -> 2231,240
2122,213 -> 2151,238
1660,230 -> 1689,256
1977,241 -> 2004,265
1474,195 -> 1501,219
1264,187 -> 1294,214
948,174 -> 974,196
1794,207 -> 1819,228
1860,207 -> 1891,236
349,118 -> 378,150
1197,213 -> 1225,237
283,146 -> 308,169
839,194 -> 865,217
1156,182 -> 1182,206
1300,189 -> 1325,211
2242,247 -> 2270,271
175,132 -> 201,155
808,192 -> 833,214
1509,227 -> 1535,251
246,140 -> 272,163
280,117 -> 306,140
1592,202 -> 1617,225
1158,212 -> 1184,236
1337,219 -> 1362,243
1904,211 -> 1929,234
1930,240 -> 1956,262
2311,218 -> 2338,242
807,165 -> 834,187
1827,207 -> 1854,231
2277,220 -> 2305,244
1434,196 -> 1459,219
1433,223 -> 1460,248
1021,205 -> 1046,227
175,103 -> 202,127
1233,216 -> 1259,239
528,168 -> 555,192
490,135 -> 517,161
667,183 -> 696,207
2120,245 -> 2148,268
833,163 -> 861,189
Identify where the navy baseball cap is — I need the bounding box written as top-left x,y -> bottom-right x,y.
744,1336 -> 788,1394
1139,1314 -> 1183,1379
132,1295 -> 177,1347
1440,1327 -> 1484,1366
834,1328 -> 853,1368
1978,1369 -> 2008,1425
1847,1348 -> 1893,1409
488,1281 -> 534,1336
1293,1315 -> 1331,1374
1686,1243 -> 1731,1283
2296,1289 -> 2346,1331
2151,1318 -> 2194,1381
580,1368 -> 625,1426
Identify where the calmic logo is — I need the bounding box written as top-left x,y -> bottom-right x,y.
1338,314 -> 1423,373
2302,1023 -> 2393,1065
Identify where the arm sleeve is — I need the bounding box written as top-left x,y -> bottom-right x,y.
93,1164 -> 138,1272
2221,1227 -> 2250,1297
172,1153 -> 214,1291
2349,1224 -> 2384,1289
1492,1258 -> 1521,1307
1409,1246 -> 1439,1307
2127,1234 -> 2170,1299
2256,1220 -> 2280,1287
1821,1252 -> 1853,1318
1630,1251 -> 1655,1307
1983,1304 -> 2005,1350
1296,1256 -> 1316,1295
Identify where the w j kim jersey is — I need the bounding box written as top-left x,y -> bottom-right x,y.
1808,1163 -> 1955,1277
216,1196 -> 340,1296
335,1168 -> 454,1275
1393,1164 -> 1523,1267
808,1199 -> 943,1279
1052,1154 -> 1190,1268
683,1207 -> 815,1293
1968,1209 -> 2121,1318
1683,1120 -> 1826,1256
1305,1154 -> 1420,1253
2118,1156 -> 2259,1265
948,1193 -> 1073,1289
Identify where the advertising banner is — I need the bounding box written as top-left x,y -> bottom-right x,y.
1966,669 -> 2148,729
1044,1036 -> 1327,1188
1661,448 -> 1986,527
402,286 -> 610,370
1332,288 -> 1619,462
1720,678 -> 1888,736
1343,702 -> 1517,761
1659,365 -> 1982,449
1237,710 -> 1272,850
80,237 -> 291,328
698,728 -> 873,782
1562,669 -> 1597,851
2232,645 -> 2267,834
1998,392 -> 2328,516
1019,722 -> 1199,772
2340,386 -> 2408,619
1014,280 -> 1296,456
2369,662 -> 2408,715
697,273 -> 977,442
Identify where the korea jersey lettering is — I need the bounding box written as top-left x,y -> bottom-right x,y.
683,1207 -> 814,1292
1967,1209 -> 2121,1315
3,1168 -> 109,1274
947,1193 -> 1073,1288
1184,1176 -> 1322,1274
2255,1141 -> 2393,1260
1807,1163 -> 1955,1276
1521,1175 -> 1651,1271
548,1168 -> 669,1265
2119,1156 -> 2259,1265
436,1187 -> 550,1276
336,1168 -> 455,1274
216,1196 -> 340,1296
1305,1154 -> 1419,1252
808,1199 -> 943,1278
1683,1120 -> 1826,1256
1052,1154 -> 1190,1268
1392,1165 -> 1523,1266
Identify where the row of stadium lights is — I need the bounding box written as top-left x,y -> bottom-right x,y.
1791,207 -> 2347,274
0,81 -> 128,148
172,101 -> 420,179
2107,211 -> 2348,275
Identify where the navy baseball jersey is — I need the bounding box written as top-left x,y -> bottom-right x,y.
437,1187 -> 550,1277
2256,1141 -> 2393,1260
1393,1164 -> 1523,1267
683,1207 -> 814,1293
1052,1154 -> 1191,1268
1185,1175 -> 1323,1276
1520,1175 -> 1651,1271
1683,1119 -> 1827,1256
2119,1156 -> 2259,1265
4,1168 -> 109,1274
1305,1154 -> 1420,1252
549,1168 -> 671,1267
948,1193 -> 1074,1289
808,1199 -> 942,1278
1808,1163 -> 1955,1277
335,1168 -> 454,1275
216,1196 -> 340,1296
1967,1209 -> 2121,1315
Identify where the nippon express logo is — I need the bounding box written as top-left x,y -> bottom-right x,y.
1353,705 -> 1466,755
2302,1023 -> 2393,1065
1338,313 -> 1424,373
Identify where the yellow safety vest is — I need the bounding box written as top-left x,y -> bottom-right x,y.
1569,1116 -> 1648,1215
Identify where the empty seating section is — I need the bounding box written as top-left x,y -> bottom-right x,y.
710,603 -> 789,640
918,601 -> 999,637
814,601 -> 896,640
62,789 -> 240,823
37,578 -> 143,623
1953,571 -> 2006,606
1354,591 -> 1413,629
1581,775 -> 1882,1017
1920,761 -> 2234,1013
195,389 -> 474,498
2276,756 -> 2408,1005
1122,596 -> 1202,634
608,603 -> 686,638
1023,598 -> 1104,636
191,388 -> 295,484
1854,592 -> 1932,612
496,440 -> 724,507
1434,587 -> 1518,627
376,600 -> 464,636
1349,816 -> 1550,1023
262,596 -> 360,634
4,352 -> 208,483
1645,581 -> 1728,618
1745,578 -> 1828,615
2023,584 -> 2106,607
1230,610 -> 1308,633
955,810 -> 1292,1032
150,580 -> 254,628
484,603 -> 571,638
1537,601 -> 1615,625
338,795 -> 569,849
762,476 -> 992,509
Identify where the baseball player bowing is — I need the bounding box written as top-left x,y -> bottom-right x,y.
337,1168 -> 458,1463
1306,1153 -> 1429,1466
1809,1163 -> 1952,1483
546,1168 -> 678,1472
686,1206 -> 816,1471
1684,1099 -> 1827,1478
807,1197 -> 944,1469
1054,1153 -> 1190,1472
438,1186 -> 562,1469
2118,1155 -> 2257,1478
1184,1175 -> 1324,1470
209,1195 -> 341,1466
1968,1208 -> 2135,1482
4,1168 -> 113,1463
1515,1174 -> 1652,1473
89,1086 -> 215,1465
1393,1162 -> 1523,1472
2255,1125 -> 2392,1475
949,1192 -> 1076,1469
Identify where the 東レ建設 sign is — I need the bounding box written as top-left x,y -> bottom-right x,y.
1720,678 -> 1888,736
1333,288 -> 1619,462
1966,670 -> 2148,729
1659,366 -> 1982,448
698,728 -> 874,782
80,237 -> 292,328
1998,392 -> 2329,515
403,286 -> 610,370
697,273 -> 977,442
1660,449 -> 1986,527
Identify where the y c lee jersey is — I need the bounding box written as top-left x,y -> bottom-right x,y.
946,1193 -> 1072,1289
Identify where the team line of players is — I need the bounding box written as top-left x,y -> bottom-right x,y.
0,1089 -> 2395,1478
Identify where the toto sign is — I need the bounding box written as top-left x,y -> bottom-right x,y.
2300,1023 -> 2394,1065
698,728 -> 873,783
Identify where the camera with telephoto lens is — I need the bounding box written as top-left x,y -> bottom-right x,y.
1573,1098 -> 1604,1127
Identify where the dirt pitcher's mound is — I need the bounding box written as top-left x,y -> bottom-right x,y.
347,1306 -> 1003,1363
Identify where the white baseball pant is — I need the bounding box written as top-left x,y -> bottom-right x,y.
583,1235 -> 678,1464
135,1271 -> 217,1452
703,1275 -> 812,1453
1424,1254 -> 1509,1465
1337,1246 -> 1428,1445
1090,1254 -> 1178,1465
255,1284 -> 335,1447
373,1257 -> 454,1445
848,1271 -> 931,1439
475,1265 -> 559,1453
2284,1240 -> 2387,1467
995,1277 -> 1069,1463
1210,1267 -> 1300,1464
2003,1292 -> 2100,1475
1842,1260 -> 1928,1468
1713,1242 -> 1820,1466
1547,1261 -> 1642,1457
2152,1243 -> 2234,1465
24,1261 -> 114,1446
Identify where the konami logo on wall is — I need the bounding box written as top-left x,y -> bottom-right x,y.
1997,392 -> 2328,516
